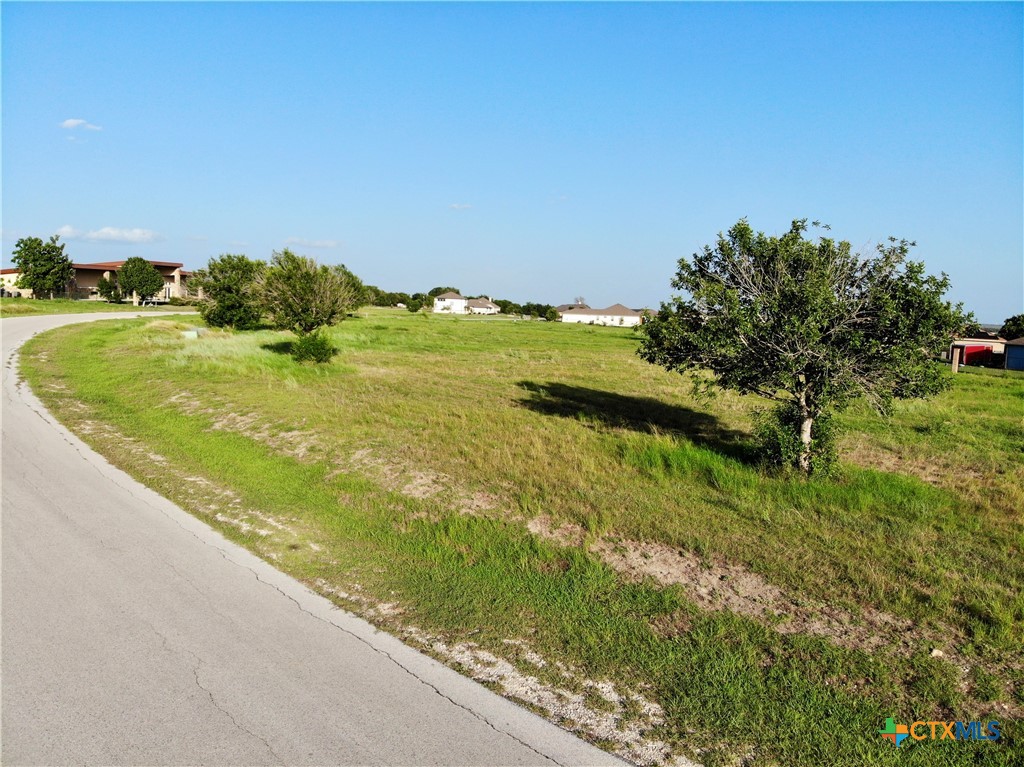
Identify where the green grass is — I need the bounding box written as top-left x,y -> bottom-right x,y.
20,309 -> 1023,766
0,296 -> 187,316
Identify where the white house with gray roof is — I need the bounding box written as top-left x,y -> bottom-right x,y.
467,297 -> 500,314
559,303 -> 644,327
433,292 -> 501,315
432,291 -> 469,314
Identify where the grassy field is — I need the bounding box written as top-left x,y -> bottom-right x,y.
0,296 -> 187,316
20,308 -> 1022,766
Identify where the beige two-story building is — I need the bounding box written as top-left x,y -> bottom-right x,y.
1,259 -> 191,301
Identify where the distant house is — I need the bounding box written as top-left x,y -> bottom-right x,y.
948,331 -> 1006,367
467,297 -> 500,315
1005,338 -> 1024,371
432,292 -> 500,315
559,303 -> 644,327
432,292 -> 469,314
1,260 -> 191,301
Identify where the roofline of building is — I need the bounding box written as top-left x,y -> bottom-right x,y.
73,260 -> 185,269
561,305 -> 641,317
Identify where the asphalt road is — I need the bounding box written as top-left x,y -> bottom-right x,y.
1,312 -> 624,766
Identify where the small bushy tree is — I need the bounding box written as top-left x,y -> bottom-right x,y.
96,274 -> 122,303
640,218 -> 966,475
191,254 -> 264,330
12,235 -> 74,299
119,257 -> 165,302
256,249 -> 366,361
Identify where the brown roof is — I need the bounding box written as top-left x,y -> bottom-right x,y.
3,263 -> 190,277
1005,337 -> 1024,346
467,298 -> 498,308
435,291 -> 464,300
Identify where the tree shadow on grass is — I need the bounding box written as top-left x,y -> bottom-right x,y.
516,380 -> 755,464
261,340 -> 293,355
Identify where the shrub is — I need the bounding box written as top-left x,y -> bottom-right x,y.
96,275 -> 123,303
291,330 -> 336,363
191,254 -> 264,329
407,299 -> 422,313
754,403 -> 839,477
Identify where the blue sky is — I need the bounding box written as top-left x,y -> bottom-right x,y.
2,2 -> 1021,320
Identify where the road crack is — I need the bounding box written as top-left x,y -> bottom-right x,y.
238,560 -> 563,767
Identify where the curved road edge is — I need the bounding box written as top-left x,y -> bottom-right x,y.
2,312 -> 628,766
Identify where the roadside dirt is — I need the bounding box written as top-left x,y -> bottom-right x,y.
530,516 -> 940,657
313,579 -> 694,767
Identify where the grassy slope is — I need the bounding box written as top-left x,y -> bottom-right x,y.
20,310 -> 1022,766
0,297 -> 185,316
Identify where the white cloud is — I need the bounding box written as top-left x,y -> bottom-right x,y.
56,225 -> 159,243
285,237 -> 340,249
86,227 -> 158,243
61,118 -> 102,131
449,203 -> 473,210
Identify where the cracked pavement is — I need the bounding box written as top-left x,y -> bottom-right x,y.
1,313 -> 624,766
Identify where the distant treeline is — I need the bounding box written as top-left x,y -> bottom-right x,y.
364,285 -> 555,318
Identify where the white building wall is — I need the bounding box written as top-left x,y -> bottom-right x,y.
433,297 -> 469,314
1,272 -> 32,297
561,312 -> 641,327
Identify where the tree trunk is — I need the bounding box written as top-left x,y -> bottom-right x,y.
798,414 -> 814,474
797,387 -> 814,475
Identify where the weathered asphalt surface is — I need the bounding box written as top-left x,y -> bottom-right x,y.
1,313 -> 624,766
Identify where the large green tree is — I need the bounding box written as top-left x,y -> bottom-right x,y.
191,254 -> 264,329
639,218 -> 966,475
999,314 -> 1024,341
118,257 -> 165,302
256,249 -> 365,337
11,235 -> 74,299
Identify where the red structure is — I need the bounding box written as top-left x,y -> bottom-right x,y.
961,345 -> 994,365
